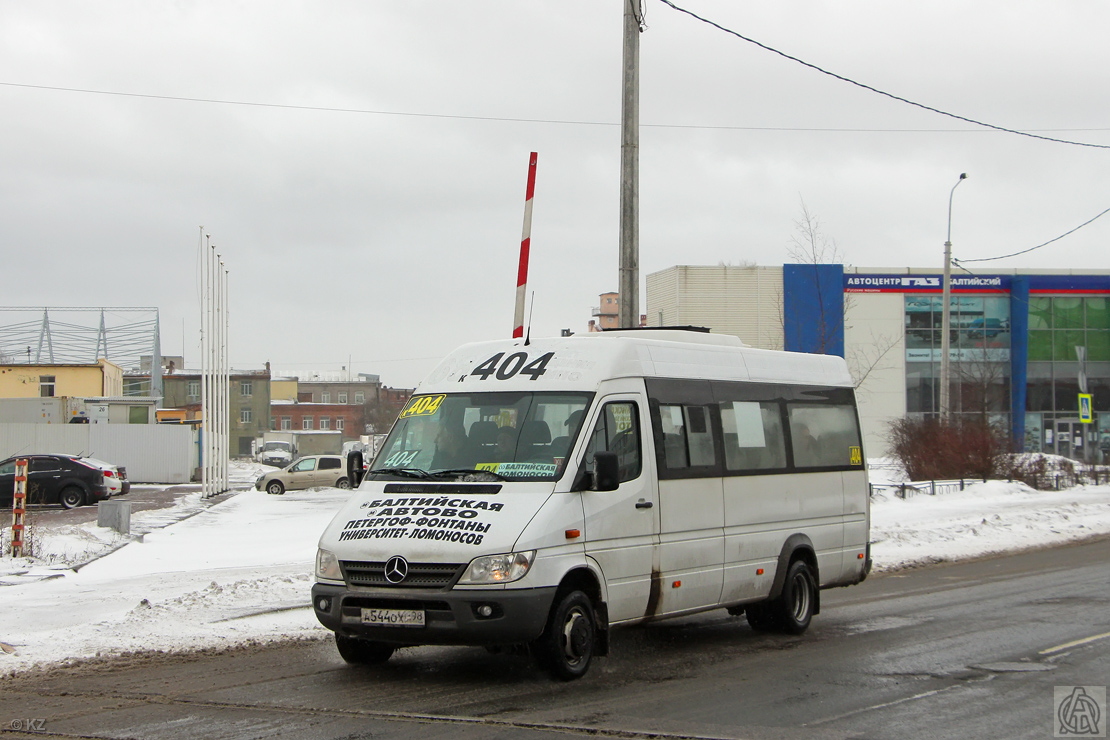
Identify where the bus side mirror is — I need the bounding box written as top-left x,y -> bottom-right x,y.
593,451 -> 619,492
348,451 -> 365,488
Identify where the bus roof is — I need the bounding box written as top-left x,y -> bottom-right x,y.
417,330 -> 854,394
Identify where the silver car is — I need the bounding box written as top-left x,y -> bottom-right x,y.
255,455 -> 350,495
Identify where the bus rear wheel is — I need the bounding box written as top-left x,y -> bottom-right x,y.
776,560 -> 817,634
746,560 -> 817,634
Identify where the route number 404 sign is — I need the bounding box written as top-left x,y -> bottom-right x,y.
469,352 -> 554,382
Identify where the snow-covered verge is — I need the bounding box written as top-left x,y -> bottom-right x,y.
870,480 -> 1110,571
1,460 -> 1109,675
0,477 -> 349,675
867,454 -> 1110,570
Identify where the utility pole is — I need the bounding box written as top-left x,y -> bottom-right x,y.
618,0 -> 641,329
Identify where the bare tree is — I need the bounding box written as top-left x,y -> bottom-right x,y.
788,199 -> 844,265
782,199 -> 901,391
953,339 -> 1009,422
784,199 -> 847,355
847,329 -> 901,395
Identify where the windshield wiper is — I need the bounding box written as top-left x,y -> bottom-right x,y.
367,467 -> 432,479
430,468 -> 509,482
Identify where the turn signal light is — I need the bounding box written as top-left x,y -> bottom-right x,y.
672,580 -> 681,588
565,529 -> 581,539
756,568 -> 765,575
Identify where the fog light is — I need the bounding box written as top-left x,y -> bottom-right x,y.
316,597 -> 332,612
477,604 -> 494,618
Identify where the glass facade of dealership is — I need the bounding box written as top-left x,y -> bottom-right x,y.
838,272 -> 1110,460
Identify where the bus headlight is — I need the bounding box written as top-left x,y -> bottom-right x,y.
316,548 -> 343,581
459,551 -> 536,584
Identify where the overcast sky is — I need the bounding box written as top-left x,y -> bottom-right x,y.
2,1 -> 1107,388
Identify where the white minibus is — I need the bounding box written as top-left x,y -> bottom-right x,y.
313,329 -> 870,679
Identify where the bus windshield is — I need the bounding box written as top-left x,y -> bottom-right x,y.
371,391 -> 593,481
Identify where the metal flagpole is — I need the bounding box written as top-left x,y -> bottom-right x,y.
221,261 -> 230,492
200,233 -> 210,498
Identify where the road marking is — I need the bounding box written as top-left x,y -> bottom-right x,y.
1039,630 -> 1110,655
805,685 -> 965,726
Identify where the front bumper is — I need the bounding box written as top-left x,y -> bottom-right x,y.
311,582 -> 557,646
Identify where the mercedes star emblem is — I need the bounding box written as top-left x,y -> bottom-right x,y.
384,556 -> 409,584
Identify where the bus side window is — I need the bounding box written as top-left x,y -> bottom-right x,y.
585,402 -> 642,483
658,403 -> 717,470
658,404 -> 688,468
720,400 -> 787,471
684,406 -> 715,466
787,403 -> 862,468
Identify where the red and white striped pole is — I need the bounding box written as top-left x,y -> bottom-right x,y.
513,152 -> 538,338
11,458 -> 27,558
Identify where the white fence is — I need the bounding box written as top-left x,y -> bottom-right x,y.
0,423 -> 197,483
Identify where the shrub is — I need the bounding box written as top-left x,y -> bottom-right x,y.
887,416 -> 1008,481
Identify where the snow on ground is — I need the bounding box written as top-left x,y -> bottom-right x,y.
871,480 -> 1110,571
0,463 -> 348,674
1,460 -> 1110,675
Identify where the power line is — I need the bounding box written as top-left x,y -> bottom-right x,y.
955,206 -> 1110,265
2,80 -> 1108,135
655,0 -> 1110,150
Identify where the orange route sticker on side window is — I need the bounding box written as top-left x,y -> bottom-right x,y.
399,394 -> 447,419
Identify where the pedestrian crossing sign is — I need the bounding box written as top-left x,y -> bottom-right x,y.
1078,393 -> 1093,423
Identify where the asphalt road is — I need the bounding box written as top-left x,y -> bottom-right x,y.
2,537 -> 1108,740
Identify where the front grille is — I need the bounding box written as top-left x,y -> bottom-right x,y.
340,560 -> 466,589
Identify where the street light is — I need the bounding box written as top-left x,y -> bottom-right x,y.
939,172 -> 968,419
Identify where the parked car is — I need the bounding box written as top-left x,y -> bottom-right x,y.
254,455 -> 350,496
84,457 -> 131,496
0,454 -> 111,509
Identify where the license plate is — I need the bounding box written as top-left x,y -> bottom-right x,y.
360,608 -> 425,627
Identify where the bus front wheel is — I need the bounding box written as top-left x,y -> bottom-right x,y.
532,590 -> 596,680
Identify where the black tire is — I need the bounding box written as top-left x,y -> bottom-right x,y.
775,560 -> 817,635
335,477 -> 350,490
745,601 -> 778,632
532,590 -> 596,681
748,560 -> 817,635
335,634 -> 394,664
266,480 -> 285,496
59,486 -> 85,509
